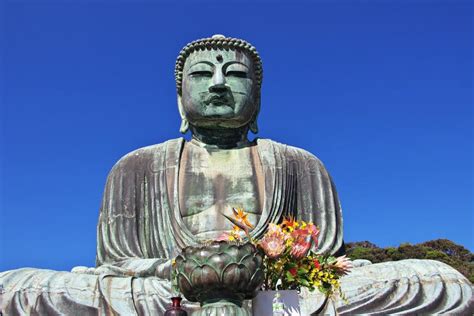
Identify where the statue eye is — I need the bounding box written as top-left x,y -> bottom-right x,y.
226,71 -> 248,78
225,63 -> 249,78
189,71 -> 213,78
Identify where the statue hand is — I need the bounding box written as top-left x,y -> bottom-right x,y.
71,265 -> 135,276
155,259 -> 172,279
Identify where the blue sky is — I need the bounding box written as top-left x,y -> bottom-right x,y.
1,0 -> 472,271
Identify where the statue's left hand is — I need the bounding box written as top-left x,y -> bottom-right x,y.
71,265 -> 131,276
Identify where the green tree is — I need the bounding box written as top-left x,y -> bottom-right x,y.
346,239 -> 474,283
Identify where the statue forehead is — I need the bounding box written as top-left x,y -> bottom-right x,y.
183,49 -> 254,70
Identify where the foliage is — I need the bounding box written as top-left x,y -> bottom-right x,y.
346,239 -> 474,283
263,251 -> 350,297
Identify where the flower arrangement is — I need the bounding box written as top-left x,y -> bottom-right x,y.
218,208 -> 352,298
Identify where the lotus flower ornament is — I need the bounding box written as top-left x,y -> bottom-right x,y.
174,241 -> 264,315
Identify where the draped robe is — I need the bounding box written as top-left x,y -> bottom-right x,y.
1,138 -> 472,315
0,138 -> 343,315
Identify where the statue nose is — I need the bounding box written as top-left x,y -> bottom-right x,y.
209,69 -> 227,93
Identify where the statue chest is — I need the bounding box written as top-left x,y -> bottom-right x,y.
178,142 -> 264,240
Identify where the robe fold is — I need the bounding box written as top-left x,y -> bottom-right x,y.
95,137 -> 343,267
1,138 -> 472,315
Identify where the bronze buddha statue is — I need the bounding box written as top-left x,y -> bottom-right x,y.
1,35 -> 472,315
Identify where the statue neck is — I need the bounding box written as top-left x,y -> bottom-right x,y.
190,126 -> 250,149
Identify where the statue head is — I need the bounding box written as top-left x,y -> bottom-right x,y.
175,35 -> 263,136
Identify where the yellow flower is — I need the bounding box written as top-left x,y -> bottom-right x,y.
274,260 -> 284,273
171,258 -> 176,267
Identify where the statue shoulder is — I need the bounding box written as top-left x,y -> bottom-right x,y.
108,138 -> 184,174
257,138 -> 327,170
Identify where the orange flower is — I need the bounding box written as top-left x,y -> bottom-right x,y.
233,207 -> 254,228
281,216 -> 298,232
223,211 -> 251,240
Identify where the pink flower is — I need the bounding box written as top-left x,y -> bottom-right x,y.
216,232 -> 232,241
290,228 -> 309,239
334,255 -> 352,275
267,223 -> 286,238
290,237 -> 311,259
258,234 -> 286,258
288,224 -> 320,258
306,223 -> 320,247
289,228 -> 313,258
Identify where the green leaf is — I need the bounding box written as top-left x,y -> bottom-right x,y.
286,262 -> 297,269
286,271 -> 295,281
298,268 -> 309,275
300,279 -> 310,287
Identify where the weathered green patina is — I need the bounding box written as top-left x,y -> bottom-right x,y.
0,35 -> 472,316
177,36 -> 265,241
174,241 -> 264,315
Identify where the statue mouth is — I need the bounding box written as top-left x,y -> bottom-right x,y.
205,94 -> 233,107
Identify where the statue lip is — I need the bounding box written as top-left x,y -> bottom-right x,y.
205,94 -> 232,107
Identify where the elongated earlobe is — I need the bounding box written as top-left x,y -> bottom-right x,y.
180,119 -> 189,134
177,95 -> 189,134
249,119 -> 258,134
249,97 -> 260,134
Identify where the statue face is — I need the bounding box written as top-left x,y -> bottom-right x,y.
180,49 -> 258,129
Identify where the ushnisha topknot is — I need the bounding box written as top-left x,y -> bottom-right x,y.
175,34 -> 263,94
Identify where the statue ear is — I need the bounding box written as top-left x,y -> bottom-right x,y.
177,95 -> 189,134
249,95 -> 260,134
249,118 -> 258,134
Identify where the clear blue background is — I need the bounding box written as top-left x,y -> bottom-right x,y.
1,0 -> 472,271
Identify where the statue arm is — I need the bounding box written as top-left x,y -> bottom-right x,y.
73,258 -> 172,279
91,147 -> 175,279
289,147 -> 345,256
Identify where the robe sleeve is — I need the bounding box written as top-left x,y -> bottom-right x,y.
95,148 -> 171,279
286,145 -> 345,256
